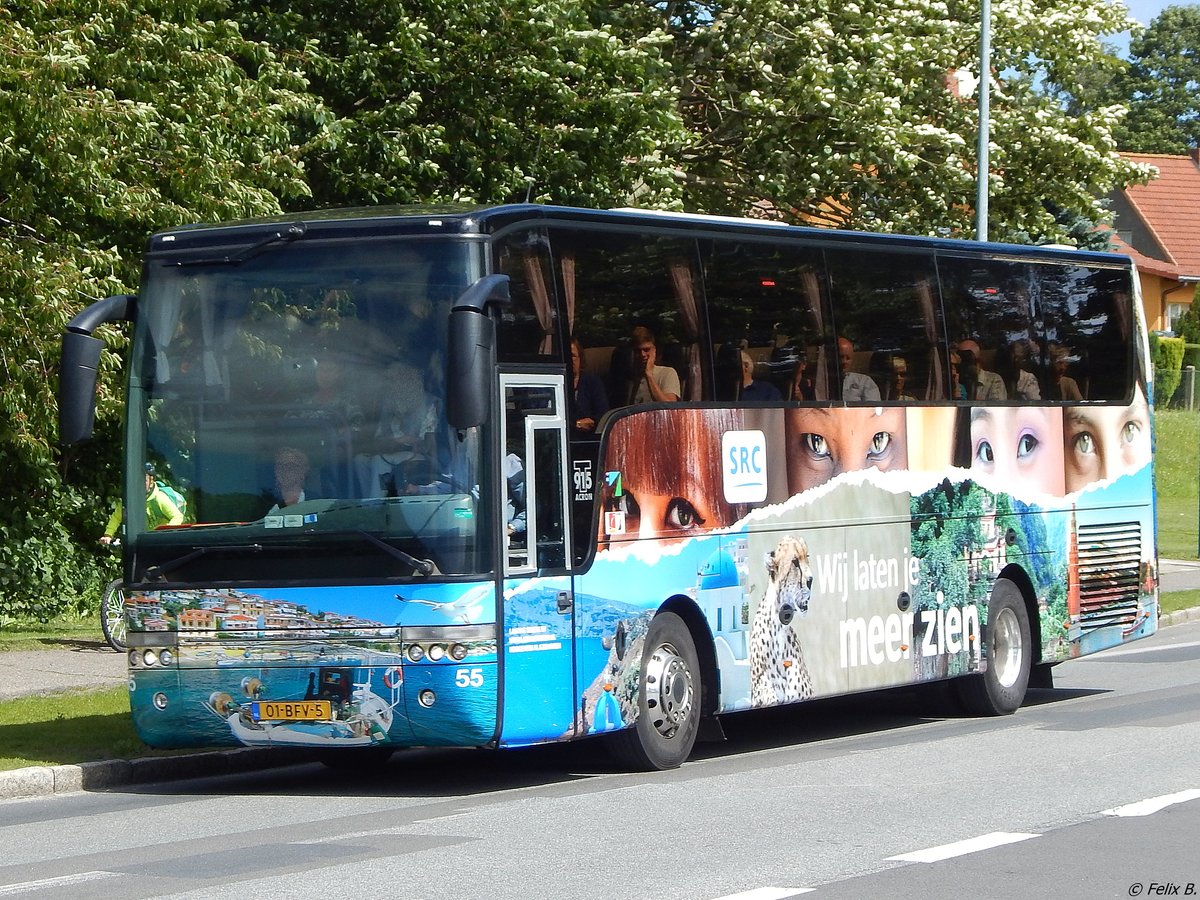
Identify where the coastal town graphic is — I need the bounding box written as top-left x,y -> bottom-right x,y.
123,588 -> 392,638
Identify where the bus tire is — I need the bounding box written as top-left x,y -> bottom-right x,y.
100,580 -> 128,651
956,578 -> 1031,716
606,611 -> 701,771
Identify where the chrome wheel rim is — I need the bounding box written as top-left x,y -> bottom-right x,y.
643,641 -> 694,740
992,606 -> 1023,688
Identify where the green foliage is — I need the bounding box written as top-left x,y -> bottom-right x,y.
1150,333 -> 1187,407
0,0 -> 1169,614
1173,301 -> 1200,345
236,0 -> 688,208
0,0 -> 314,619
661,0 -> 1147,243
1112,5 -> 1200,153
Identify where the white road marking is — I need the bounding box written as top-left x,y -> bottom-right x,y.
1102,789 -> 1200,817
711,888 -> 814,900
886,831 -> 1040,863
0,871 -> 120,896
290,826 -> 413,844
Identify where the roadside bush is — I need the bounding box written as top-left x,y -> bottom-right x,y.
0,449 -> 116,624
1151,334 -> 1186,407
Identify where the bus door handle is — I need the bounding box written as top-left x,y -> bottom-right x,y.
557,591 -> 573,614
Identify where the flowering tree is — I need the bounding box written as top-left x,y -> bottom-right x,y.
237,0 -> 689,209
657,0 -> 1150,241
0,0 -> 313,617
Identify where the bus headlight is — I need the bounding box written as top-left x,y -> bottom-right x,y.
407,644 -> 425,662
159,649 -> 174,667
449,643 -> 468,661
143,649 -> 159,667
427,644 -> 446,662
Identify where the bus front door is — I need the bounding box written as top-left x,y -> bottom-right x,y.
497,376 -> 577,745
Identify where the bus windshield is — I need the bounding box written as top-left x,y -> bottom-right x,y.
126,234 -> 487,583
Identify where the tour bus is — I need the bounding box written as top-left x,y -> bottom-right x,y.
59,204 -> 1158,770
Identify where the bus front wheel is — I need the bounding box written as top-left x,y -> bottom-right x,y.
607,611 -> 701,771
956,578 -> 1031,716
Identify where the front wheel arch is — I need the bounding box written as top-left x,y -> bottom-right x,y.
605,610 -> 704,771
659,596 -> 719,718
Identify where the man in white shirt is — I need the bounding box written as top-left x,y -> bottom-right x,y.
629,333 -> 681,404
838,336 -> 881,402
955,339 -> 1007,401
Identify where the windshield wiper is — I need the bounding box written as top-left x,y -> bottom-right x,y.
142,544 -> 265,582
172,222 -> 307,267
354,530 -> 437,576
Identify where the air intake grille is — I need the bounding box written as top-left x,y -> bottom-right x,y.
1077,521 -> 1141,631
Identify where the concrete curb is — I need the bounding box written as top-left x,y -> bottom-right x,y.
4,606 -> 1199,802
1162,606 -> 1200,626
0,747 -> 317,801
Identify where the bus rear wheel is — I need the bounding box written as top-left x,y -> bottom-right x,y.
956,578 -> 1031,716
606,611 -> 701,771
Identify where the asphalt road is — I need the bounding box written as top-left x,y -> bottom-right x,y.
2,560 -> 1200,802
1,620 -> 1198,899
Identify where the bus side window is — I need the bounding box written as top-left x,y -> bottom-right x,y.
825,247 -> 942,402
550,227 -> 702,403
494,228 -> 561,364
701,239 -> 835,402
1039,266 -> 1133,403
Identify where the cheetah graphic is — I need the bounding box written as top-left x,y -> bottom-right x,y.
750,535 -> 814,707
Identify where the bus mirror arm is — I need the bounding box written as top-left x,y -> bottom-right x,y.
59,294 -> 137,446
447,275 -> 510,431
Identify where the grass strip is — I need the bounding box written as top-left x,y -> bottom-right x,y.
0,615 -> 104,653
1154,409 -> 1199,560
1161,590 -> 1200,618
0,687 -> 149,771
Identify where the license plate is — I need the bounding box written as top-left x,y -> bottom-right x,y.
250,700 -> 332,722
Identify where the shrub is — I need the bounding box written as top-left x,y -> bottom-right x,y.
1151,334 -> 1186,407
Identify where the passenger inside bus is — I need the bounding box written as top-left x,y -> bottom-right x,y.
948,350 -> 968,399
954,339 -> 1007,401
624,329 -> 681,405
994,340 -> 1041,401
1046,343 -> 1084,401
355,360 -> 436,497
838,337 -> 881,402
739,350 -> 782,401
570,337 -> 609,435
264,446 -> 312,513
869,352 -> 916,401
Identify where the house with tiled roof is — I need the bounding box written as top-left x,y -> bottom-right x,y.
1108,151 -> 1200,333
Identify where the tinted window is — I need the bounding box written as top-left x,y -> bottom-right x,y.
938,255 -> 1041,401
826,246 -> 944,401
701,239 -> 835,401
1037,264 -> 1134,403
494,227 -> 560,363
550,228 -> 702,405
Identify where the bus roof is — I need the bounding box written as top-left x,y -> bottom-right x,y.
148,203 -> 1133,268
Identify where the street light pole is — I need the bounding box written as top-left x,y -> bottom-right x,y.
975,0 -> 991,241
